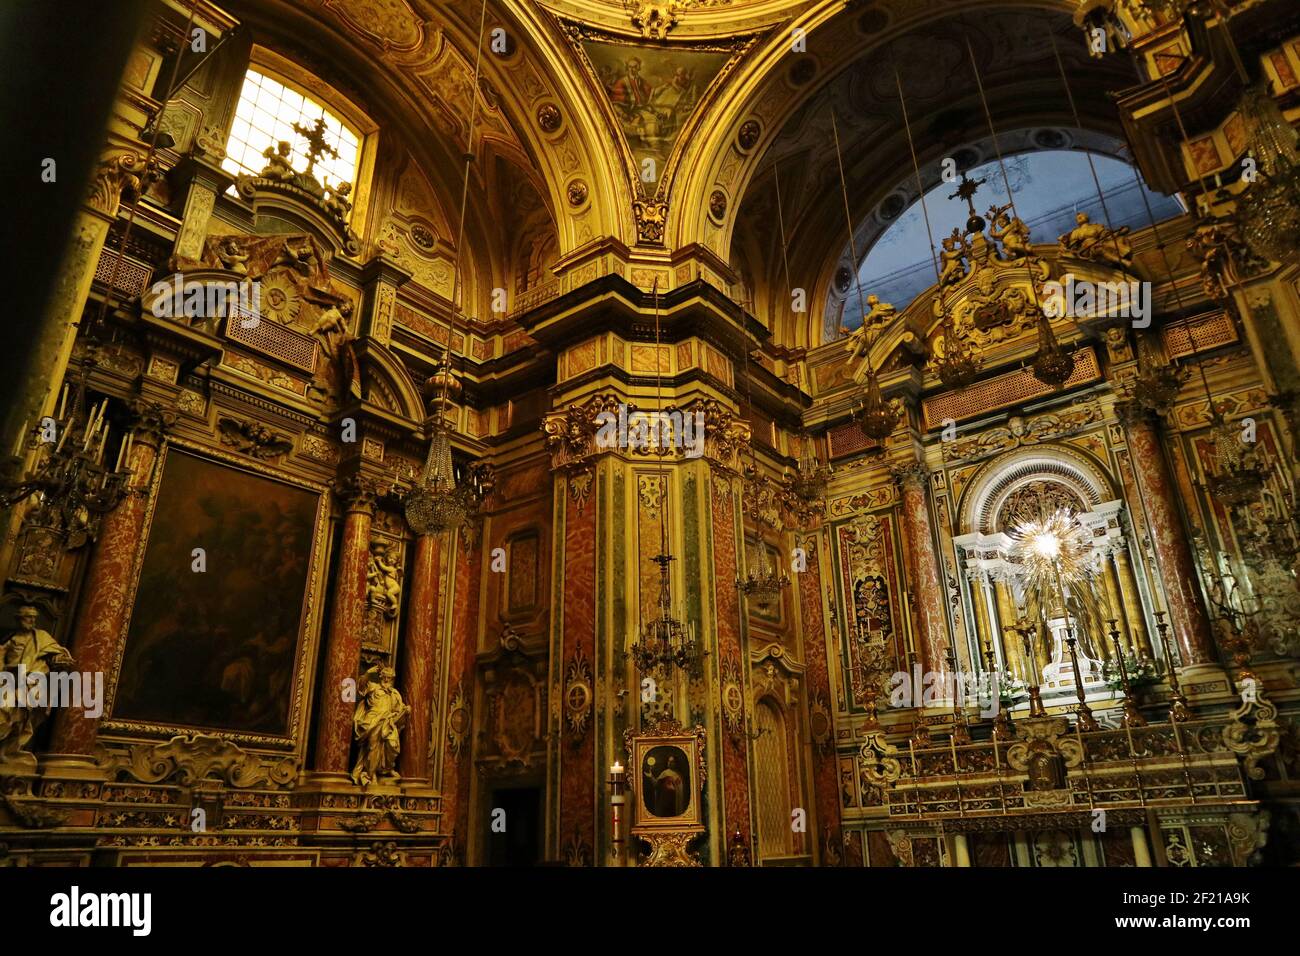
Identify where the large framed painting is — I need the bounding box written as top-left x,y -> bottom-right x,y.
625,719 -> 707,835
106,444 -> 327,746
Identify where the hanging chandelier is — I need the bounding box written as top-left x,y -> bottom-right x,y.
631,280 -> 702,678
1203,406 -> 1271,507
789,432 -> 831,503
632,553 -> 699,675
404,420 -> 471,535
1236,84 -> 1300,263
738,528 -> 790,612
1129,335 -> 1188,417
934,306 -> 981,390
855,367 -> 902,440
1030,311 -> 1074,388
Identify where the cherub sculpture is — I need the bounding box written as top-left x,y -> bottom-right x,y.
259,140 -> 296,182
987,203 -> 1033,260
366,541 -> 403,619
351,665 -> 409,787
216,236 -> 249,275
323,181 -> 353,222
938,228 -> 970,286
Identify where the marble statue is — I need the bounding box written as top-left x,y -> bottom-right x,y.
351,665 -> 409,787
323,181 -> 353,222
0,606 -> 73,759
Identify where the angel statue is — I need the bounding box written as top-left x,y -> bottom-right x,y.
365,541 -> 403,619
938,228 -> 970,286
987,203 -> 1033,260
351,665 -> 409,787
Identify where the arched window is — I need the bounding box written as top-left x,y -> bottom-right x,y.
843,150 -> 1184,328
222,66 -> 361,192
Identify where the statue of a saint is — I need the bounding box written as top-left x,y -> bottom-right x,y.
351,665 -> 409,787
1,606 -> 73,759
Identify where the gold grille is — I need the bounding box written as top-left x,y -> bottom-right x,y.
224,316 -> 318,372
93,249 -> 153,296
828,421 -> 881,460
922,347 -> 1100,431
1162,312 -> 1237,359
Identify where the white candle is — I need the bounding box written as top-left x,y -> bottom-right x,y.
611,762 -> 623,776
12,417 -> 28,457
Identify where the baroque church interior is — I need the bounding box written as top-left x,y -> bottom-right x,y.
4,0 -> 1300,874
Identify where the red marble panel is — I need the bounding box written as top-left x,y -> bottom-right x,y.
439,538 -> 482,848
711,485 -> 753,845
316,505 -> 372,772
797,539 -> 842,859
559,485 -> 597,857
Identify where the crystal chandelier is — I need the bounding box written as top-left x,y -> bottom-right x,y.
1030,311 -> 1074,388
404,420 -> 472,535
1237,83 -> 1300,263
739,531 -> 790,612
2,354 -> 131,549
1129,335 -> 1188,416
631,552 -> 699,675
789,432 -> 831,503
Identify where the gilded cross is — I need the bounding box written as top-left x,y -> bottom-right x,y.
291,116 -> 339,176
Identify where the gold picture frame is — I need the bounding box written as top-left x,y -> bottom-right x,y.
625,718 -> 707,836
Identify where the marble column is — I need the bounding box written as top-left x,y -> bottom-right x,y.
952,833 -> 972,867
49,404 -> 171,756
1117,403 -> 1216,665
314,479 -> 377,775
893,463 -> 948,673
795,528 -> 843,864
398,532 -> 441,780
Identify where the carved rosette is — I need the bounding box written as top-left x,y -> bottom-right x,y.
720,656 -> 745,743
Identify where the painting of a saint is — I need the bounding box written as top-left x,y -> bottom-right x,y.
642,744 -> 691,818
583,40 -> 730,190
112,449 -> 320,736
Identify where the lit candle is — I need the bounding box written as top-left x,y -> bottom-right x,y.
610,762 -> 623,776
57,384 -> 68,420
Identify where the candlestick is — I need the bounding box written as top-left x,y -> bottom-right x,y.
11,417 -> 28,457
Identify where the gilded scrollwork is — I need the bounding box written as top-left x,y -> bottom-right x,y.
100,734 -> 301,790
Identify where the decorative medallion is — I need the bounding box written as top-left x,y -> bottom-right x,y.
736,119 -> 761,152
567,179 -> 589,207
808,688 -> 833,755
708,189 -> 727,224
720,656 -> 745,742
409,221 -> 437,250
446,679 -> 470,757
564,646 -> 594,742
537,103 -> 562,133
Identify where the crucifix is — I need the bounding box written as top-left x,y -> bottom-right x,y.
292,115 -> 339,178
948,171 -> 987,234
